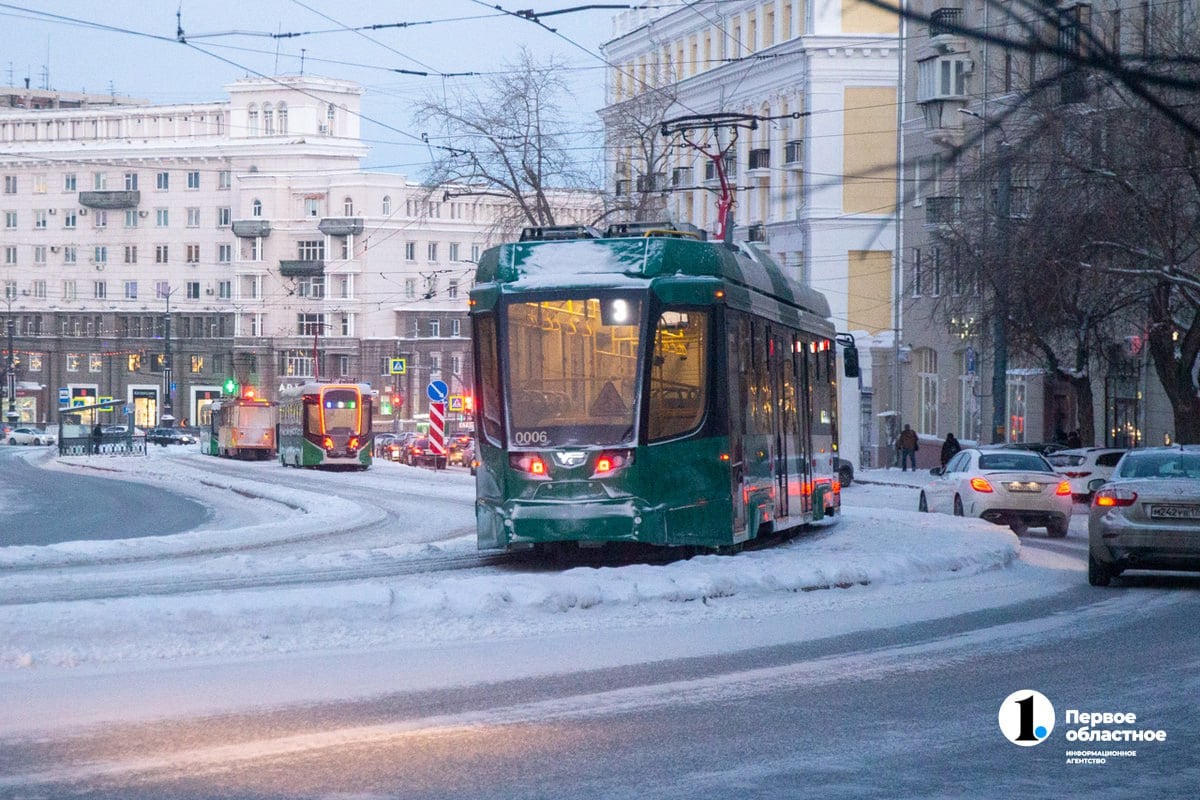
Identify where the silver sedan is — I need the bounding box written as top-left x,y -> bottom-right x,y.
1088,445 -> 1200,586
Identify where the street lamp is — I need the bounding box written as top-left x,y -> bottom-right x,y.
960,108 -> 1012,444
2,291 -> 17,424
161,287 -> 178,427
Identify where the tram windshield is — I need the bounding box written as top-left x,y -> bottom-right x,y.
318,388 -> 363,434
505,296 -> 643,447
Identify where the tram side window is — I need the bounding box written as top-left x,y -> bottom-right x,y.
304,399 -> 321,435
475,314 -> 503,444
648,309 -> 708,441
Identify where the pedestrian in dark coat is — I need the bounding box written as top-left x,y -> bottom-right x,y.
941,432 -> 961,468
897,424 -> 919,471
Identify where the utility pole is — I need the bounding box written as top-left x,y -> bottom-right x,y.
992,148 -> 1011,444
3,292 -> 16,424
162,288 -> 176,427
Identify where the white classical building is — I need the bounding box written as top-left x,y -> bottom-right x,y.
600,0 -> 900,468
0,77 -> 597,431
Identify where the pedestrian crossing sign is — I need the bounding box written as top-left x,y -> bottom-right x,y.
389,357 -> 407,375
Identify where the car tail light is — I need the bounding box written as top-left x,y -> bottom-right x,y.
969,477 -> 994,493
510,453 -> 549,477
592,449 -> 633,477
1055,480 -> 1072,496
1094,488 -> 1137,508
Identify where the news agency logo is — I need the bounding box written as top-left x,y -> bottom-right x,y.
999,690 -> 1056,746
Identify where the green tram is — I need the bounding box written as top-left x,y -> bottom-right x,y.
469,223 -> 854,554
278,382 -> 376,470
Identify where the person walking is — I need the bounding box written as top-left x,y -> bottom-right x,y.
897,423 -> 919,472
940,432 -> 961,468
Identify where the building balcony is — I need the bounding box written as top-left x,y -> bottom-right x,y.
279,259 -> 324,277
928,7 -> 967,51
232,219 -> 272,238
318,217 -> 364,236
78,190 -> 140,210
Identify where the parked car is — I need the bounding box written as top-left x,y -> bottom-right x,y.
146,427 -> 190,446
101,425 -> 146,437
1087,445 -> 1200,586
919,447 -> 1073,537
448,433 -> 474,466
374,433 -> 404,461
1047,447 -> 1127,502
834,455 -> 854,487
6,426 -> 56,446
999,442 -> 1069,457
404,436 -> 447,469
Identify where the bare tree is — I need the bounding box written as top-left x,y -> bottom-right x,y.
415,47 -> 596,232
600,81 -> 679,223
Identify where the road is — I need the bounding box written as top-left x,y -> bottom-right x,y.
0,451 -> 1196,798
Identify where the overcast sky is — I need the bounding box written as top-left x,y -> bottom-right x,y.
0,0 -> 633,173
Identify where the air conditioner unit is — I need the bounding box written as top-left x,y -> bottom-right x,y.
206,287 -> 214,295
78,208 -> 88,216
94,263 -> 105,271
50,246 -> 60,253
48,208 -> 56,215
138,210 -> 149,218
318,124 -> 329,134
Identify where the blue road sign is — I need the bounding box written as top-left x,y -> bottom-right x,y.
427,380 -> 449,402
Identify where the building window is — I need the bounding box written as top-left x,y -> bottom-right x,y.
34,210 -> 47,229
277,103 -> 288,134
297,240 -> 324,261
2,175 -> 15,194
93,172 -> 107,190
405,241 -> 416,261
297,313 -> 325,336
31,281 -> 46,298
93,246 -> 107,264
404,278 -> 416,299
155,245 -> 169,263
186,171 -> 200,190
33,246 -> 46,265
428,242 -> 439,262
93,280 -> 107,300
124,172 -> 139,190
63,246 -> 76,264
429,319 -> 440,338
297,276 -> 325,298
187,207 -> 201,227
305,198 -> 320,217
125,209 -> 138,228
124,245 -> 138,264
917,348 -> 939,436
63,280 -> 77,301
3,211 -> 14,228
1007,375 -> 1027,443
63,210 -> 76,229
247,105 -> 259,135
4,246 -> 16,265
93,210 -> 107,228
186,281 -> 200,299
218,243 -> 232,263
218,280 -> 231,299
217,207 -> 231,227
447,279 -> 458,299
343,196 -> 354,216
124,280 -> 137,300
218,170 -> 232,190
186,244 -> 200,264
63,173 -> 76,191
451,318 -> 461,337
382,195 -> 391,215
252,199 -> 262,217
471,243 -> 481,261
449,242 -> 460,262
263,103 -> 274,135
156,171 -> 169,190
89,354 -> 102,373
156,208 -> 169,227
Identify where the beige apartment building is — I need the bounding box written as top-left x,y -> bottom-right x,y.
600,0 -> 900,469
0,76 -> 596,432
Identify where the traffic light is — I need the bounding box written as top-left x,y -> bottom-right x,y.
222,376 -> 238,395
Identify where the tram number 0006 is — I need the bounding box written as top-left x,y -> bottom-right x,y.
513,430 -> 550,446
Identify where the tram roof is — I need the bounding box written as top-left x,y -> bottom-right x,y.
474,235 -> 831,319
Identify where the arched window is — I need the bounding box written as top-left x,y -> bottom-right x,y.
277,102 -> 288,134
247,104 -> 259,135
263,103 -> 274,135
381,195 -> 392,216
343,196 -> 354,216
324,104 -> 335,134
252,199 -> 262,217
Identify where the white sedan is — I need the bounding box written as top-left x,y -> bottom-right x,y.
919,447 -> 1073,537
6,426 -> 56,446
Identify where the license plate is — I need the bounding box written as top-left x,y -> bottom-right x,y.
1006,482 -> 1042,493
1149,505 -> 1200,520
